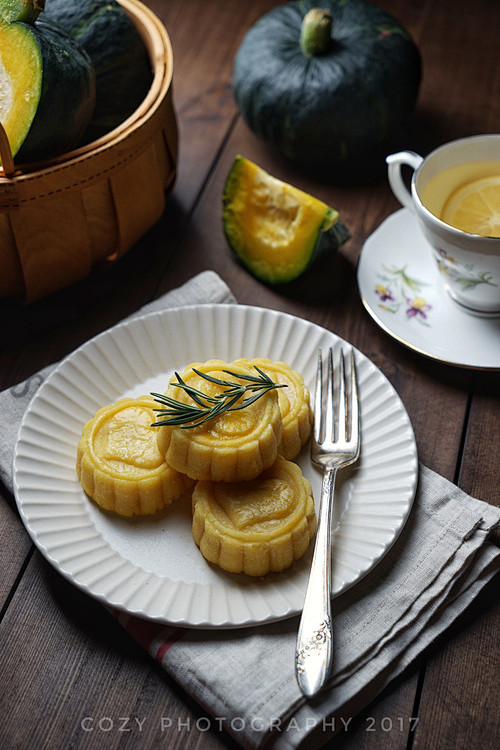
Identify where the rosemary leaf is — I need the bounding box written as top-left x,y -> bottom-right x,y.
230,386 -> 278,411
222,367 -> 273,384
173,381 -> 220,405
191,368 -> 234,387
150,365 -> 286,429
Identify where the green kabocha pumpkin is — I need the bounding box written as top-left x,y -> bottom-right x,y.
233,0 -> 421,174
45,0 -> 153,143
0,0 -> 96,163
223,155 -> 349,285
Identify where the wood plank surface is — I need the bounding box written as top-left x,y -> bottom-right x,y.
0,1 -> 498,749
411,383 -> 500,750
0,492 -> 32,610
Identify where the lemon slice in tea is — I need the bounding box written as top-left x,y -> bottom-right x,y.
441,175 -> 500,237
223,156 -> 349,283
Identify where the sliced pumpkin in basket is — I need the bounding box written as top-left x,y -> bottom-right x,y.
222,155 -> 350,284
44,0 -> 153,144
0,0 -> 95,164
0,0 -> 41,23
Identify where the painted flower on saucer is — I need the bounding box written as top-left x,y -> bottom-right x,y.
375,284 -> 395,303
375,265 -> 432,326
406,296 -> 431,320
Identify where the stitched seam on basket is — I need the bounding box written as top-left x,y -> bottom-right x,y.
0,133 -> 161,208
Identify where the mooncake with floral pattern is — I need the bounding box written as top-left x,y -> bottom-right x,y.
191,455 -> 316,576
77,396 -> 192,516
233,357 -> 312,460
155,359 -> 283,482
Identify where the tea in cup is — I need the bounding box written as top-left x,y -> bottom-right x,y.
386,134 -> 500,316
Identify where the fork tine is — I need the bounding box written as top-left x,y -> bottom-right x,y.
349,349 -> 360,450
337,349 -> 346,443
325,348 -> 334,442
313,349 -> 323,443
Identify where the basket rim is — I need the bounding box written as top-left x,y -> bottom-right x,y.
0,0 -> 174,183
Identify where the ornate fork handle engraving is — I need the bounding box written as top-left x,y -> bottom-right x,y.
295,619 -> 332,675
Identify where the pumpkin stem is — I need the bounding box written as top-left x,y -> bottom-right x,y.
0,0 -> 45,24
300,8 -> 332,56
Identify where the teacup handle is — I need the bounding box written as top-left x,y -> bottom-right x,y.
386,151 -> 424,211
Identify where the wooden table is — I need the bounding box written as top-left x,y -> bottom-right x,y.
1,1 -> 498,748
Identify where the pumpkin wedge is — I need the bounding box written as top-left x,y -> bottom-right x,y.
223,155 -> 349,284
0,0 -> 95,163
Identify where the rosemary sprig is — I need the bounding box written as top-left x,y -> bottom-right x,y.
151,366 -> 286,429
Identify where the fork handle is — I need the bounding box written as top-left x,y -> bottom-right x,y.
295,468 -> 337,697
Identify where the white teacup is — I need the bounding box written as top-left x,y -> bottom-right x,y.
386,134 -> 500,317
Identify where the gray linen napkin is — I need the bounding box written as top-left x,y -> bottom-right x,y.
1,270 -> 499,750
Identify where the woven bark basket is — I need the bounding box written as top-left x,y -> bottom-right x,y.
0,0 -> 177,302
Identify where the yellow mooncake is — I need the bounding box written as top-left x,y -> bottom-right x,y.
155,359 -> 283,482
233,358 -> 312,460
77,396 -> 193,516
191,455 -> 316,576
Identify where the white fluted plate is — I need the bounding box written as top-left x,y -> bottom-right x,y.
13,304 -> 417,629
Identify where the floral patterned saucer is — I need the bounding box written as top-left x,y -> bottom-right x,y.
357,208 -> 500,369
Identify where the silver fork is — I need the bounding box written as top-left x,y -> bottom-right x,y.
295,347 -> 360,698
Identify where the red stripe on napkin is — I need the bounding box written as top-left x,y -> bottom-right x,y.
111,610 -> 186,658
155,628 -> 186,664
